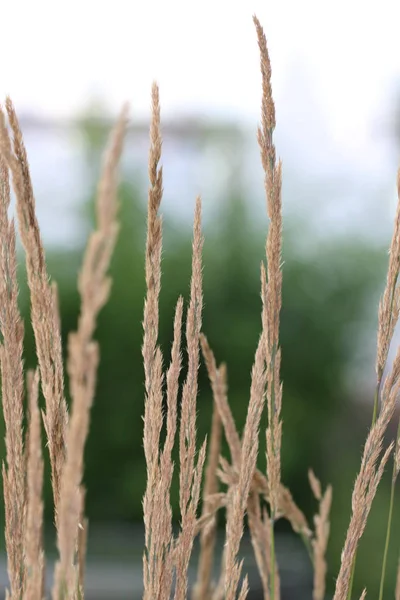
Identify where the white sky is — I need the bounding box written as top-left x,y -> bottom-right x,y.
2,0 -> 400,147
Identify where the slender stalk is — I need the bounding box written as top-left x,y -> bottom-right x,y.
378,464 -> 396,600
270,514 -> 276,600
346,380 -> 381,600
372,381 -> 381,430
253,16 -> 283,597
300,531 -> 314,567
378,413 -> 400,600
333,347 -> 400,600
348,167 -> 400,600
347,565 -> 355,600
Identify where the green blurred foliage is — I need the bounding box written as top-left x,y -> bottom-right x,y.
0,114 -> 395,595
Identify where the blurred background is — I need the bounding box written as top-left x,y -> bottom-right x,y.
1,0 -> 400,597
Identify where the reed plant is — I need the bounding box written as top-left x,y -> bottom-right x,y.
0,13 -> 399,600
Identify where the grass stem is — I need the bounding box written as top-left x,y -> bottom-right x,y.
346,381 -> 381,600
270,513 -> 276,600
378,466 -> 396,600
378,414 -> 400,600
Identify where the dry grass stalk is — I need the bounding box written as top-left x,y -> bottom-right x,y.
376,168 -> 400,389
247,493 -> 270,600
174,196 -> 206,600
179,197 -> 204,518
156,296 -> 185,599
141,296 -> 184,600
200,332 -> 310,538
23,369 -> 45,600
53,104 -> 128,599
3,15 -> 400,600
0,99 -> 68,519
148,296 -> 185,599
200,336 -> 241,466
253,16 -> 285,599
77,489 -> 88,593
142,81 -> 163,483
348,171 -> 400,600
200,338 -> 271,597
193,374 -> 223,600
142,81 -> 175,600
277,484 -> 311,539
244,334 -> 279,600
253,15 -> 283,521
140,84 -> 204,600
375,172 -> 400,600
247,494 -> 280,600
225,330 -> 268,600
228,417 -> 309,534
0,154 -> 26,599
201,330 -> 296,599
333,347 -> 400,600
174,440 -> 207,600
194,493 -> 226,539
237,576 -> 249,600
308,470 -> 332,600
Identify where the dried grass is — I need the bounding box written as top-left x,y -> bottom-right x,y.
308,470 -> 332,600
0,11 -> 399,600
0,99 -> 68,521
0,151 -> 26,599
23,369 -> 44,600
53,103 -> 128,599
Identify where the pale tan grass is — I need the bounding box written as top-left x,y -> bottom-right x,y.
195,345 -> 236,600
174,440 -> 207,600
240,470 -> 312,551
253,14 -> 283,521
53,104 -> 128,599
201,280 -> 308,597
376,168 -> 400,388
23,369 -> 44,600
247,494 -> 280,600
3,14 -> 400,600
154,296 -> 185,600
247,493 -> 270,600
174,196 -> 206,600
332,347 -> 400,600
193,370 -> 223,600
237,576 -> 249,600
200,332 -> 310,538
77,489 -> 88,593
178,196 -> 204,518
142,296 -> 184,600
308,470 -> 332,600
194,492 -> 226,538
0,153 -> 26,599
142,81 -> 172,600
224,329 -> 268,600
140,84 -> 205,600
200,336 -> 241,467
374,169 -> 400,600
0,100 -> 68,519
142,81 -> 163,483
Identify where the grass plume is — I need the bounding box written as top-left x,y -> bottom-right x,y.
0,13 -> 399,600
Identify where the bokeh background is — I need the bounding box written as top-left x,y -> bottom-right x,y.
1,0 -> 400,598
